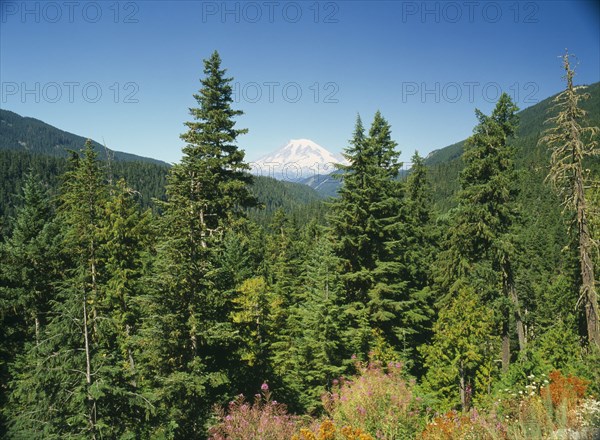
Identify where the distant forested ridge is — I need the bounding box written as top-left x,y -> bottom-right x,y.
0,109 -> 169,165
0,144 -> 325,236
0,149 -> 168,232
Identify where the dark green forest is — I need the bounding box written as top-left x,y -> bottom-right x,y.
0,51 -> 599,439
0,148 -> 326,237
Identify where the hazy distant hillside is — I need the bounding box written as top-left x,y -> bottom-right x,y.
299,172 -> 343,198
0,109 -> 169,166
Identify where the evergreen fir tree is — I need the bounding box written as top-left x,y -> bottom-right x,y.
276,231 -> 346,412
6,142 -> 157,438
365,113 -> 408,356
330,112 -> 406,359
0,173 -> 62,436
421,285 -> 497,411
330,114 -> 373,308
144,50 -> 256,437
437,94 -> 523,371
266,209 -> 307,406
0,173 -> 61,344
385,152 -> 435,370
96,178 -> 156,436
230,276 -> 272,388
5,141 -> 108,438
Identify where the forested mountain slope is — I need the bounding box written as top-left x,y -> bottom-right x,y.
426,81 -> 600,211
0,109 -> 168,165
0,148 -> 324,236
0,149 -> 168,229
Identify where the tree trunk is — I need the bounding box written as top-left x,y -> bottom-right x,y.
190,303 -> 198,358
34,314 -> 40,346
90,241 -> 99,337
83,290 -> 96,439
509,282 -> 527,352
190,328 -> 197,354
125,323 -> 137,386
501,311 -> 510,372
118,293 -> 137,385
576,176 -> 600,348
504,259 -> 526,350
501,258 -> 526,371
459,361 -> 466,411
200,209 -> 207,249
501,259 -> 511,372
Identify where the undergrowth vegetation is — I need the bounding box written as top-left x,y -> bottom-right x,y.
209,363 -> 600,440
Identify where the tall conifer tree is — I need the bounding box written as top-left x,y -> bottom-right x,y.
146,50 -> 255,437
437,94 -> 522,371
5,141 -> 108,438
539,52 -> 600,348
330,112 -> 409,359
0,174 -> 62,436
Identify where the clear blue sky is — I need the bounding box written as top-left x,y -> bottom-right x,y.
1,1 -> 599,164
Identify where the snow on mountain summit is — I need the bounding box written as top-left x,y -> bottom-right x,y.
250,139 -> 347,181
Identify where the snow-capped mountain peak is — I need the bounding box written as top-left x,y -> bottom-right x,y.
250,139 -> 347,181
